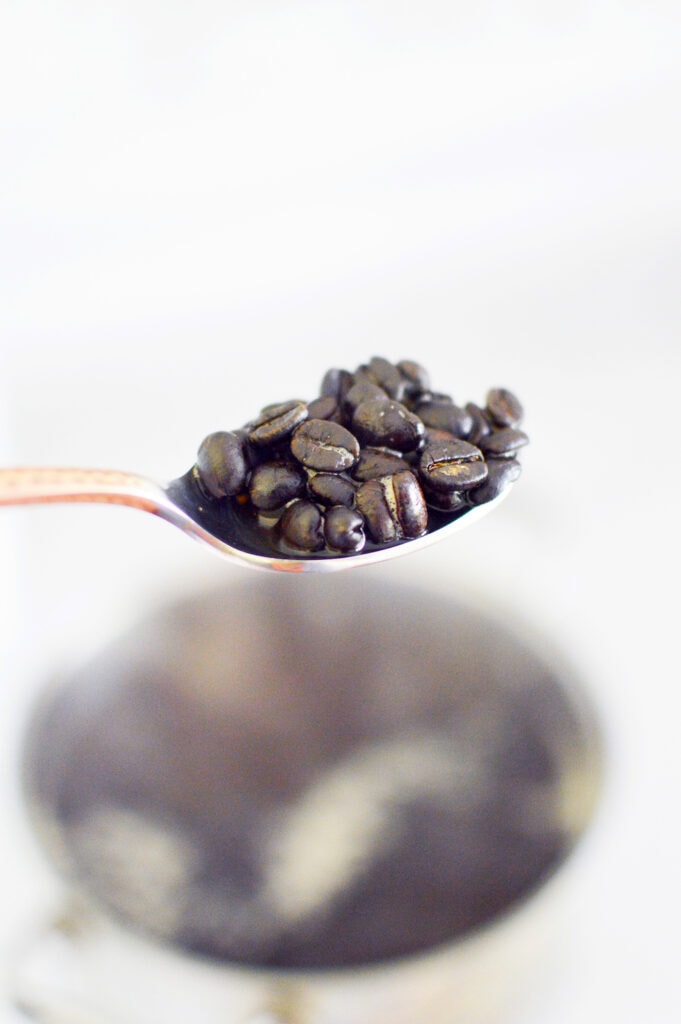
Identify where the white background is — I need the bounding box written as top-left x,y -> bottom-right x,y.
1,2 -> 680,1021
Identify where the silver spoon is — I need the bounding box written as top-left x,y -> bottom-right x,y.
0,465 -> 509,573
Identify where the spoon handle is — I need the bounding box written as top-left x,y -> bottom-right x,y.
0,467 -> 167,513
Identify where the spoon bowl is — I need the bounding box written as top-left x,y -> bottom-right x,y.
0,465 -> 510,573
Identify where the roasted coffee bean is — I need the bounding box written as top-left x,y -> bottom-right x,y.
320,368 -> 353,401
391,469 -> 429,538
279,499 -> 325,551
356,470 -> 427,544
353,447 -> 411,482
485,388 -> 524,428
396,359 -> 431,399
290,419 -> 360,473
419,440 -> 488,493
479,427 -> 529,458
307,395 -> 340,422
352,398 -> 425,452
423,427 -> 457,445
342,379 -> 388,418
248,461 -> 307,511
324,506 -> 366,553
469,458 -> 521,505
247,400 -> 308,447
307,472 -> 356,508
421,482 -> 469,513
354,357 -> 406,401
464,402 -> 492,446
195,431 -> 249,499
415,398 -> 473,440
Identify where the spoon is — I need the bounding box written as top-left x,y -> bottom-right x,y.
0,464 -> 510,573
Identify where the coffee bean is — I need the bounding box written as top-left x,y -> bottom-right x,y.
479,427 -> 529,458
324,506 -> 366,552
342,379 -> 388,419
279,499 -> 325,551
356,470 -> 427,544
195,431 -> 248,499
463,402 -> 492,446
485,388 -> 524,428
421,483 -> 469,513
320,368 -> 353,401
390,469 -> 428,538
290,419 -> 360,473
307,472 -> 356,508
247,400 -> 308,447
396,359 -> 431,399
307,395 -> 340,422
469,458 -> 521,505
415,399 -> 473,440
248,461 -> 307,511
419,440 -> 488,493
352,398 -> 425,452
353,447 -> 411,482
354,357 -> 406,401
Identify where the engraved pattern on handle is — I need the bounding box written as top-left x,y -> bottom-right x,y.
0,467 -> 165,514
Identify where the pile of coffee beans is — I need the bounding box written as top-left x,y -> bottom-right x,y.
193,357 -> 528,557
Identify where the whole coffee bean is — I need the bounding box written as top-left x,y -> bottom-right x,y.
421,483 -> 469,513
415,399 -> 473,440
390,469 -> 428,538
352,398 -> 425,453
324,506 -> 366,553
342,379 -> 388,419
355,478 -> 397,544
279,499 -> 325,551
356,470 -> 427,544
320,368 -> 353,401
354,357 -> 406,401
423,427 -> 457,445
307,472 -> 356,508
307,395 -> 340,422
419,440 -> 488,493
480,427 -> 529,458
353,447 -> 411,482
463,402 -> 492,446
291,419 -> 361,473
247,400 -> 308,447
248,461 -> 307,511
195,431 -> 248,499
469,458 -> 521,505
396,359 -> 431,399
485,388 -> 524,428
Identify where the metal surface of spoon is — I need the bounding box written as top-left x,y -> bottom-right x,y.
0,465 -> 510,573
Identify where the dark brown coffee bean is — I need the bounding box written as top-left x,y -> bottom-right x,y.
485,388 -> 524,428
480,427 -> 529,458
464,402 -> 492,446
290,419 -> 360,473
469,458 -> 521,505
320,368 -> 353,401
423,427 -> 457,445
352,399 -> 425,452
421,482 -> 469,513
355,478 -> 396,544
195,431 -> 249,499
419,440 -> 488,493
307,472 -> 356,508
342,379 -> 388,419
324,506 -> 366,553
307,395 -> 340,422
248,461 -> 307,511
279,499 -> 325,551
390,469 -> 428,538
352,447 -> 411,482
396,359 -> 431,400
247,400 -> 308,447
356,471 -> 427,543
354,357 -> 406,401
415,398 -> 473,440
